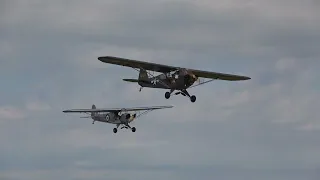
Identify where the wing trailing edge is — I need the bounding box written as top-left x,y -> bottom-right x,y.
123,79 -> 140,83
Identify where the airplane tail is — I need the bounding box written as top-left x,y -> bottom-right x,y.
122,69 -> 149,84
138,69 -> 149,81
91,104 -> 96,117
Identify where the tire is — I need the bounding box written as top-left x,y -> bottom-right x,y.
165,92 -> 170,99
190,95 -> 196,102
113,128 -> 117,133
132,127 -> 136,132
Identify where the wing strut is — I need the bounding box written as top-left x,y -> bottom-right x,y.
189,79 -> 215,89
134,109 -> 156,119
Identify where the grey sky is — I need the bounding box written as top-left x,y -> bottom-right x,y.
1,0 -> 320,180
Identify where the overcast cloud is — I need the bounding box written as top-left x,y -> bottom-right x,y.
1,0 -> 320,180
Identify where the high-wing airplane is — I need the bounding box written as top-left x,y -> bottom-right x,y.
63,104 -> 173,133
98,56 -> 251,103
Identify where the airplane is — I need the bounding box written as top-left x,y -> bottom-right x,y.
63,104 -> 173,133
98,56 -> 251,103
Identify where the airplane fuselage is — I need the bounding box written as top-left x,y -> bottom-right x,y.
91,112 -> 135,125
138,71 -> 197,90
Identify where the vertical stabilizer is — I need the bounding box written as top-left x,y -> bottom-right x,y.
138,69 -> 149,81
91,104 -> 96,117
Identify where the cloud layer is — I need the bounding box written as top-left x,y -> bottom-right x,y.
1,0 -> 320,180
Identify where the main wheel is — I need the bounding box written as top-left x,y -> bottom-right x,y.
113,128 -> 117,133
190,95 -> 196,103
165,92 -> 171,99
131,127 -> 136,132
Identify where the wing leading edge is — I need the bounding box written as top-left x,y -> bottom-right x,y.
63,105 -> 173,113
190,69 -> 251,81
98,56 -> 251,81
98,56 -> 178,73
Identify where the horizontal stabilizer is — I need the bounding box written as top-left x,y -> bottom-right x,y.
123,79 -> 140,83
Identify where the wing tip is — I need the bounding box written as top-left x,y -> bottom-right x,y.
164,105 -> 174,109
98,56 -> 121,62
97,56 -> 109,62
97,56 -> 104,62
234,75 -> 251,81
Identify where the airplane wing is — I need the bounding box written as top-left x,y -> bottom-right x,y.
98,56 -> 179,73
63,105 -> 173,113
98,56 -> 250,81
189,69 -> 251,81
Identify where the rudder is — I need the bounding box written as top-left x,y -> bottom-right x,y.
91,104 -> 96,117
138,69 -> 149,81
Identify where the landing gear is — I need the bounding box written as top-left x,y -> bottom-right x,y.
115,124 -> 136,133
165,92 -> 171,99
165,89 -> 174,99
167,89 -> 197,102
92,120 -> 95,124
190,95 -> 196,103
113,128 -> 117,133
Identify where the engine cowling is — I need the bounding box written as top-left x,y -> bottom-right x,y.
184,73 -> 198,87
120,113 -> 131,123
178,69 -> 198,87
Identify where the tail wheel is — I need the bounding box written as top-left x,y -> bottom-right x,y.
132,127 -> 136,132
113,128 -> 117,133
165,92 -> 171,99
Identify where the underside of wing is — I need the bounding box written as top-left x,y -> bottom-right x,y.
190,69 -> 251,81
123,105 -> 174,111
98,56 -> 178,73
122,79 -> 140,83
63,108 -> 120,113
63,106 -> 173,113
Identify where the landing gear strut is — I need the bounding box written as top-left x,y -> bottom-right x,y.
165,89 -> 197,102
126,124 -> 136,133
165,89 -> 174,99
181,89 -> 196,103
115,125 -> 136,133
